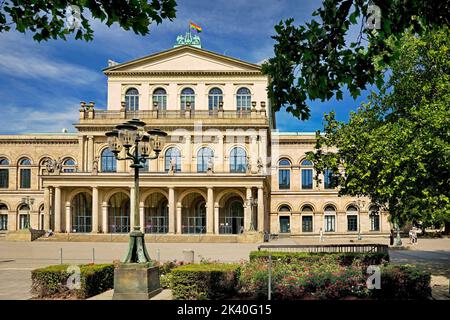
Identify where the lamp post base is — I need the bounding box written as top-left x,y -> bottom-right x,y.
122,228 -> 151,263
113,263 -> 161,300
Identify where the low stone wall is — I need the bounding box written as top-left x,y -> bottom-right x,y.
5,229 -> 46,241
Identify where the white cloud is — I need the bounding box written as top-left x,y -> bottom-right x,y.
0,32 -> 101,85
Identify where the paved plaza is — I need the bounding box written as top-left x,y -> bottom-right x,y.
0,237 -> 448,300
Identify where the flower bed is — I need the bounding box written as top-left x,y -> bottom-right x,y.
31,264 -> 114,299
170,263 -> 240,300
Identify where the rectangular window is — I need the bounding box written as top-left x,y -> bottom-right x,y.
370,214 -> 380,231
0,169 -> 8,188
279,169 -> 290,189
302,216 -> 313,232
347,215 -> 358,231
325,215 -> 335,232
301,169 -> 313,189
324,169 -> 333,189
0,215 -> 7,230
20,169 -> 31,189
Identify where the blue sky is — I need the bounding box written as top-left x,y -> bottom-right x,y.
0,0 -> 372,134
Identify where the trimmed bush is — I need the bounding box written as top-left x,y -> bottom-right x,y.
170,263 -> 240,300
249,251 -> 389,266
239,259 -> 368,300
31,264 -> 114,299
371,264 -> 431,300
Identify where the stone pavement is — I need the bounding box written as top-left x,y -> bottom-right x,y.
0,237 -> 448,300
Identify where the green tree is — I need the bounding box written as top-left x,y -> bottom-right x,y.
0,0 -> 177,41
262,0 -> 449,120
307,27 -> 450,228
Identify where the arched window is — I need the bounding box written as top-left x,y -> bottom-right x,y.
301,205 -> 314,233
63,158 -> 76,173
125,88 -> 139,111
230,147 -> 247,173
197,147 -> 214,173
0,158 -> 9,189
71,193 -> 92,233
279,205 -> 291,212
0,203 -> 8,230
152,88 -> 167,110
369,205 -> 380,231
165,147 -> 181,172
19,158 -> 31,189
236,87 -> 251,111
208,87 -> 223,111
301,159 -> 313,189
108,193 -> 130,233
180,88 -> 195,110
278,158 -> 291,190
324,205 -> 336,232
346,205 -> 358,232
101,149 -> 117,173
18,203 -> 30,229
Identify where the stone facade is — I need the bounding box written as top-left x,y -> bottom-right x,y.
0,43 -> 390,240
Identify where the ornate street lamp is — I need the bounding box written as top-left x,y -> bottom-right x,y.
105,119 -> 167,264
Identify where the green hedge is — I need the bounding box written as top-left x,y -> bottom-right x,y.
170,263 -> 240,300
371,264 -> 431,300
249,251 -> 389,266
31,264 -> 114,299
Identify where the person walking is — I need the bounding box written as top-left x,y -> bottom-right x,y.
389,229 -> 394,246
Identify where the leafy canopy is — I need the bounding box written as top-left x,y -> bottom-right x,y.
0,0 -> 177,41
262,0 -> 450,120
307,27 -> 450,227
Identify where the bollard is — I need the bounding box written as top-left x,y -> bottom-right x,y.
60,248 -> 63,265
182,249 -> 194,263
157,249 -> 160,263
92,248 -> 95,264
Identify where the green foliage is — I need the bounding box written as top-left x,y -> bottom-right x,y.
170,263 -> 240,300
31,264 -> 114,299
249,251 -> 389,265
263,0 -> 449,119
308,27 -> 450,227
0,0 -> 177,41
371,265 -> 432,299
240,259 -> 368,300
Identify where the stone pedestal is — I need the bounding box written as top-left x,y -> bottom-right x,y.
237,231 -> 264,243
113,263 -> 162,300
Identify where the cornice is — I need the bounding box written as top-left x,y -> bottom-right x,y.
104,70 -> 264,77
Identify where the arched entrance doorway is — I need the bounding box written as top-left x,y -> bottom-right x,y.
181,193 -> 206,234
17,203 -> 30,230
144,193 -> 168,233
219,197 -> 244,234
108,192 -> 130,233
71,192 -> 92,233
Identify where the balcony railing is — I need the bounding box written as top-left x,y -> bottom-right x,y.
79,107 -> 267,121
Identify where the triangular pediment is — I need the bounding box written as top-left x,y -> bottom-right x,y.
104,46 -> 261,73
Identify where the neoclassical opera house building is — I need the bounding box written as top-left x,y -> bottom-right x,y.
0,36 -> 390,242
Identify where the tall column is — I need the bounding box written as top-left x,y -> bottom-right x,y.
78,136 -> 85,172
259,130 -> 267,174
207,187 -> 214,234
257,187 -> 265,231
102,202 -> 108,233
139,202 -> 145,233
43,186 -> 51,230
65,202 -> 71,233
214,203 -> 220,234
176,202 -> 182,234
183,134 -> 192,172
87,135 -> 94,172
250,135 -> 258,173
130,187 -> 136,229
168,187 -> 175,234
92,187 -> 99,233
244,187 -> 252,231
54,187 -> 61,232
216,134 -> 224,172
